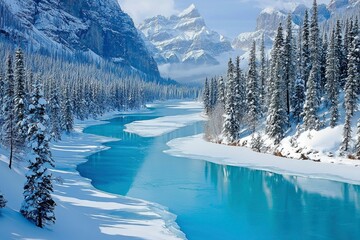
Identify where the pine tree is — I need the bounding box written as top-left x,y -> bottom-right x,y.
284,13 -> 295,116
203,78 -> 211,114
292,74 -> 306,123
266,24 -> 288,144
0,192 -> 6,209
48,79 -> 62,140
21,79 -> 56,228
62,86 -> 73,133
246,41 -> 260,133
335,20 -> 346,87
303,66 -> 320,130
325,30 -> 340,128
320,33 -> 328,93
302,10 -> 311,87
14,48 -> 27,146
209,77 -> 218,110
260,34 -> 267,110
234,56 -> 245,126
309,0 -> 321,104
341,19 -> 359,152
222,58 -> 238,143
2,55 -> 15,169
217,76 -> 226,108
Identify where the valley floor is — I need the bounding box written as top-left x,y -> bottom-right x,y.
0,110 -> 185,240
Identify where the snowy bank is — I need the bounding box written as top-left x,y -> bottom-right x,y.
0,111 -> 185,240
165,134 -> 360,185
125,113 -> 204,137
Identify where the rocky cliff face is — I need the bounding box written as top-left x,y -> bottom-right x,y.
0,0 -> 159,76
139,4 -> 233,66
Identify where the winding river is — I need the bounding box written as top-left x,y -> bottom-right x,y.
77,101 -> 360,240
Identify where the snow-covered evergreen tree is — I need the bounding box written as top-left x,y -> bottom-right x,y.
292,73 -> 306,123
335,20 -> 346,87
0,192 -> 6,209
246,41 -> 260,133
21,79 -> 56,228
341,19 -> 359,152
325,30 -> 340,128
284,13 -> 295,116
61,86 -> 74,133
217,76 -> 226,108
301,10 -> 311,87
222,58 -> 238,143
14,48 -> 27,147
210,77 -> 218,110
303,66 -> 320,130
2,55 -> 15,169
260,34 -> 267,110
48,79 -> 62,140
266,24 -> 288,144
309,0 -> 321,104
203,78 -> 211,114
234,56 -> 245,126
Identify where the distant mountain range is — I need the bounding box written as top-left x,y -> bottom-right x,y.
138,4 -> 233,66
138,0 -> 359,82
233,0 -> 360,52
0,0 -> 160,77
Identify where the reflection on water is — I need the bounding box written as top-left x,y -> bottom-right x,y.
78,102 -> 360,240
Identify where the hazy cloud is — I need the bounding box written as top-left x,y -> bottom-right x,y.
118,0 -> 178,25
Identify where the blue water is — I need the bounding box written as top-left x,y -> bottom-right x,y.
78,101 -> 360,240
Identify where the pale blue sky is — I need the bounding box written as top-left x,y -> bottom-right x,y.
118,0 -> 328,38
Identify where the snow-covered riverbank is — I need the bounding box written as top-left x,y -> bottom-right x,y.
0,110 -> 185,240
165,134 -> 360,185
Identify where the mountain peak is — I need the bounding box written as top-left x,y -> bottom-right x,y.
178,4 -> 200,18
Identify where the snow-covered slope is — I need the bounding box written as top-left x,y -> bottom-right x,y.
0,0 -> 160,77
0,113 -> 184,240
138,4 -> 233,66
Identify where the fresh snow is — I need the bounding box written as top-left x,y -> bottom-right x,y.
165,134 -> 360,185
125,113 -> 204,137
0,111 -> 185,240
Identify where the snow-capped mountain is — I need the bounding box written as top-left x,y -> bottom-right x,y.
0,0 -> 159,77
138,4 -> 233,66
233,0 -> 360,52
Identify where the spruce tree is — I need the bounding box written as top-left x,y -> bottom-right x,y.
341,19 -> 359,152
2,55 -> 15,169
335,20 -> 346,87
62,86 -> 74,133
292,74 -> 306,123
302,10 -> 311,87
246,41 -> 260,133
217,76 -> 226,108
203,78 -> 211,114
48,79 -> 62,140
14,48 -> 27,146
303,66 -> 320,130
234,56 -> 245,126
325,31 -> 340,128
266,24 -> 288,144
210,77 -> 218,110
21,79 -> 56,228
260,34 -> 267,110
222,58 -> 238,143
284,13 -> 295,116
309,0 -> 321,104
